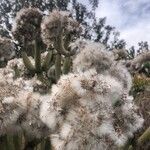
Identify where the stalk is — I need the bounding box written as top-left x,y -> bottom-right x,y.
34,39 -> 41,73
55,53 -> 61,81
42,51 -> 53,71
138,127 -> 150,145
62,57 -> 71,74
22,51 -> 35,73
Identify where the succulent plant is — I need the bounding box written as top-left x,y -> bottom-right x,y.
12,7 -> 43,44
41,10 -> 81,80
0,8 -> 148,150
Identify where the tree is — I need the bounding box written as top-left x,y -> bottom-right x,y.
0,0 -> 71,37
0,0 -> 125,52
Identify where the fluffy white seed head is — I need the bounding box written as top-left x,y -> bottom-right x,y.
0,41 -> 144,148
12,7 -> 42,43
0,83 -> 50,138
39,69 -> 143,149
109,63 -> 132,92
73,42 -> 114,73
41,10 -> 81,47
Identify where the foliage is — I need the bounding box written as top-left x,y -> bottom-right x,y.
132,74 -> 150,95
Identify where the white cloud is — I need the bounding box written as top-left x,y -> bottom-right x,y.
96,0 -> 125,29
95,0 -> 150,48
120,20 -> 150,48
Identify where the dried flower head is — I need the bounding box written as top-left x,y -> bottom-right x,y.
0,37 -> 15,66
12,7 -> 43,43
41,10 -> 81,47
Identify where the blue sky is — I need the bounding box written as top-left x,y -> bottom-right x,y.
96,0 -> 150,48
79,0 -> 150,48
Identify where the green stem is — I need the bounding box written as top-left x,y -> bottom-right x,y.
13,133 -> 22,150
128,145 -> 133,150
22,51 -> 35,73
127,127 -> 150,150
47,65 -> 56,83
55,53 -> 61,81
63,57 -> 71,74
42,51 -> 53,71
44,138 -> 51,150
0,135 -> 7,150
138,127 -> 150,145
54,32 -> 75,56
34,39 -> 41,73
24,138 -> 41,150
6,135 -> 15,150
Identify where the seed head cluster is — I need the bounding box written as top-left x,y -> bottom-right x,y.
41,10 -> 81,47
0,9 -> 145,149
12,7 -> 42,44
40,69 -> 143,149
0,39 -> 144,149
39,42 -> 143,149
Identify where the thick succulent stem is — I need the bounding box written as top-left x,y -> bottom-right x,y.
34,39 -> 41,73
47,65 -> 56,83
13,134 -> 22,150
24,138 -> 42,150
128,145 -> 133,150
63,57 -> 71,74
54,31 -> 75,56
137,127 -> 150,145
127,127 -> 150,150
44,138 -> 51,150
55,53 -> 61,81
42,51 -> 53,71
22,51 -> 35,73
0,135 -> 8,150
6,135 -> 16,150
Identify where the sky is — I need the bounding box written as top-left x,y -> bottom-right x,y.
96,0 -> 150,48
80,0 -> 150,48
